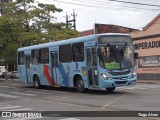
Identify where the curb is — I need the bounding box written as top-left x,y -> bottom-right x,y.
137,82 -> 160,84
0,79 -> 19,82
137,80 -> 160,84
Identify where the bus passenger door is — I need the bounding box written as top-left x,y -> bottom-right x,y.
50,51 -> 59,85
86,47 -> 98,87
25,55 -> 31,83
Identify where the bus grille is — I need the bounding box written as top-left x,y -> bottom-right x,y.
108,71 -> 130,76
115,81 -> 127,85
113,76 -> 128,80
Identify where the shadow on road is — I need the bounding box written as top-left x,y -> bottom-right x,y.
20,85 -> 131,96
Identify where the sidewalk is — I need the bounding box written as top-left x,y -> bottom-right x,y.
0,78 -> 19,82
137,79 -> 160,84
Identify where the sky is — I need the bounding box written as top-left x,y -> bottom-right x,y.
37,0 -> 160,31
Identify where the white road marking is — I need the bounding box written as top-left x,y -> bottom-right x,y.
0,106 -> 21,110
0,86 -> 8,87
6,117 -> 42,120
27,90 -> 70,94
27,91 -> 52,94
58,118 -> 80,120
5,108 -> 32,111
0,86 -> 12,88
11,84 -> 21,86
117,84 -> 160,91
10,92 -> 35,96
0,93 -> 19,98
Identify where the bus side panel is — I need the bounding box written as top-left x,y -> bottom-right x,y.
69,62 -> 76,87
31,64 -> 41,84
18,65 -> 28,84
39,64 -> 49,86
58,62 -> 89,88
70,62 -> 88,88
58,63 -> 69,87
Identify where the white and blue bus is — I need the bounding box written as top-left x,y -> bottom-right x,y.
17,33 -> 138,92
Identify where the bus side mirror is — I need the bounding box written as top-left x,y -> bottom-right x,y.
134,53 -> 138,59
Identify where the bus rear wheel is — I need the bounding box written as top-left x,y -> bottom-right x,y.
106,87 -> 116,92
76,77 -> 85,93
33,76 -> 41,89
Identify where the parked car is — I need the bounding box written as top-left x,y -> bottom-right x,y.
7,72 -> 12,78
7,71 -> 18,79
0,72 -> 6,78
13,71 -> 18,78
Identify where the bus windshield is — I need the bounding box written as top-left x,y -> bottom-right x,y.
98,43 -> 134,70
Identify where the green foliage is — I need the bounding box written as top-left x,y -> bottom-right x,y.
2,44 -> 18,64
49,28 -> 80,41
0,0 -> 80,69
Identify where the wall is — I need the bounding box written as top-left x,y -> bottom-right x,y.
130,15 -> 160,80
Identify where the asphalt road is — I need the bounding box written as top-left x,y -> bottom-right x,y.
0,79 -> 160,120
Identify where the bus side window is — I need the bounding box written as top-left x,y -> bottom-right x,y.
39,48 -> 49,64
31,49 -> 39,64
87,49 -> 91,67
59,44 -> 72,63
18,51 -> 25,65
92,48 -> 97,66
72,42 -> 84,62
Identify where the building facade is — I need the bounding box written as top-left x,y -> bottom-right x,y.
131,14 -> 160,80
80,23 -> 138,36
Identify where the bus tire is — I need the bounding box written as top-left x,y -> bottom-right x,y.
106,87 -> 116,92
76,77 -> 85,93
33,75 -> 41,89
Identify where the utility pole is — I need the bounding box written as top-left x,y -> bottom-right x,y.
65,9 -> 77,30
0,0 -> 12,15
65,12 -> 69,29
0,0 -> 4,15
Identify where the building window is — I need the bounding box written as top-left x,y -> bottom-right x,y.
18,51 -> 24,65
72,42 -> 84,62
39,48 -> 49,64
31,49 -> 39,64
59,44 -> 72,63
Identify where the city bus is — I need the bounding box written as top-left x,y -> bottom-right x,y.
17,33 -> 138,92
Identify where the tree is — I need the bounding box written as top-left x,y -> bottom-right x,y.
0,0 -> 80,71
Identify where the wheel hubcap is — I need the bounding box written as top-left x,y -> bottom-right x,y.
78,80 -> 83,89
35,81 -> 38,87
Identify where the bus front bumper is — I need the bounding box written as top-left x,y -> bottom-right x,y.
99,78 -> 136,88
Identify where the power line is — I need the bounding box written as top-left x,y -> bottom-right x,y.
51,0 -> 160,11
107,0 -> 160,8
45,0 -> 160,30
74,0 -> 160,11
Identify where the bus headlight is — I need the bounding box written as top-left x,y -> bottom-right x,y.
130,68 -> 136,78
100,73 -> 111,80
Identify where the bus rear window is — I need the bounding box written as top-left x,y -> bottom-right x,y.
18,51 -> 24,65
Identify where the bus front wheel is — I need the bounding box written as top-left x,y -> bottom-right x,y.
33,76 -> 41,89
106,87 -> 116,92
76,77 -> 85,93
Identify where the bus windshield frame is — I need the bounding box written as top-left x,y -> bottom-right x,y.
98,35 -> 132,44
98,42 -> 134,70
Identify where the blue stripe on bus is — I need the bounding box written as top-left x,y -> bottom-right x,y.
58,63 -> 68,86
